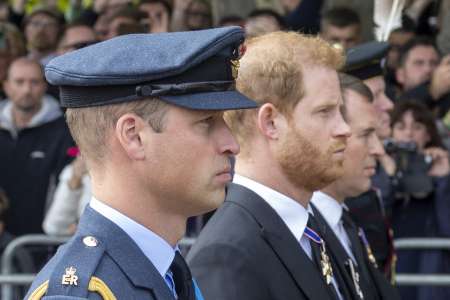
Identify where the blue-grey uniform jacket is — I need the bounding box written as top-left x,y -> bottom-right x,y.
25,206 -> 177,300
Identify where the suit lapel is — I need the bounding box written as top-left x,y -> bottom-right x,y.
78,207 -> 176,300
226,183 -> 334,300
350,223 -> 397,300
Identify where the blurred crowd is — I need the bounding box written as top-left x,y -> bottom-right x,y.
0,0 -> 449,299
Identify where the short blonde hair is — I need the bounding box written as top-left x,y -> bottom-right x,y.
66,98 -> 167,164
225,31 -> 344,152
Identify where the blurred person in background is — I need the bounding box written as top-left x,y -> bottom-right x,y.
437,0 -> 450,56
0,187 -> 35,299
85,0 -> 134,41
171,0 -> 212,31
395,37 -> 450,118
388,100 -> 450,300
283,0 -> 322,34
0,57 -> 73,236
92,0 -> 134,15
0,0 -> 10,23
386,28 -> 416,72
396,37 -> 440,95
57,22 -> 97,55
244,9 -> 284,38
43,154 -> 90,236
0,22 -> 26,99
279,0 -> 301,14
104,6 -> 146,40
320,7 -> 362,51
384,27 -> 416,101
217,15 -> 244,27
23,6 -> 65,65
138,0 -> 171,33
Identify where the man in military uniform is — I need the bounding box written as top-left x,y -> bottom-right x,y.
310,71 -> 401,300
343,42 -> 398,277
25,26 -> 257,300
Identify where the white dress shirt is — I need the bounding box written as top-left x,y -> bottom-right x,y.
233,175 -> 343,299
233,174 -> 312,258
311,191 -> 357,264
90,197 -> 175,279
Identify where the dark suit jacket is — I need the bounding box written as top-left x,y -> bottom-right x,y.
187,183 -> 338,300
311,203 -> 401,300
25,206 -> 175,300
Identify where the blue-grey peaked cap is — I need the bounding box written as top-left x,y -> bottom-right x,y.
45,26 -> 258,110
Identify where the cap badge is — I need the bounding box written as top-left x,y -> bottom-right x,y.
231,59 -> 240,79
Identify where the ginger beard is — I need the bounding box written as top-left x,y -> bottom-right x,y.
275,125 -> 346,192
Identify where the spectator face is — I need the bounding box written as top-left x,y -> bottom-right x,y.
275,67 -> 351,191
364,76 -> 394,139
186,1 -> 212,30
334,90 -> 383,197
58,25 -> 97,54
94,13 -> 110,41
106,16 -> 139,39
25,13 -> 60,52
321,24 -> 361,50
142,106 -> 239,216
386,30 -> 414,69
396,45 -> 440,91
392,109 -> 430,151
4,60 -> 46,113
139,2 -> 170,33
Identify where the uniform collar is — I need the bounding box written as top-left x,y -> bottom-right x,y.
310,191 -> 343,229
89,197 -> 175,279
233,174 -> 309,242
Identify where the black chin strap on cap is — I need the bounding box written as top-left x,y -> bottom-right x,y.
135,81 -> 234,97
59,80 -> 235,108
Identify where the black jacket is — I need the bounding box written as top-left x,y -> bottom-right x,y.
188,183 -> 341,300
0,97 -> 74,235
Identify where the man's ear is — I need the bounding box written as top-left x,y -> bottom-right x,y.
115,113 -> 146,160
257,103 -> 286,140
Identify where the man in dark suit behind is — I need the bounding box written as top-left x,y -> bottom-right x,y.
188,31 -> 352,299
310,73 -> 401,300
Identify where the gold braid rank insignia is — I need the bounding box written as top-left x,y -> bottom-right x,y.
62,266 -> 78,286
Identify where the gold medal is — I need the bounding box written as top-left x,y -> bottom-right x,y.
320,242 -> 333,285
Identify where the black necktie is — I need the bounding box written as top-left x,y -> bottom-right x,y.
170,251 -> 195,300
341,210 -> 374,269
342,210 -> 380,299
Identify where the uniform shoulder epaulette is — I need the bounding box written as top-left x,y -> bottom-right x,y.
28,235 -> 116,300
